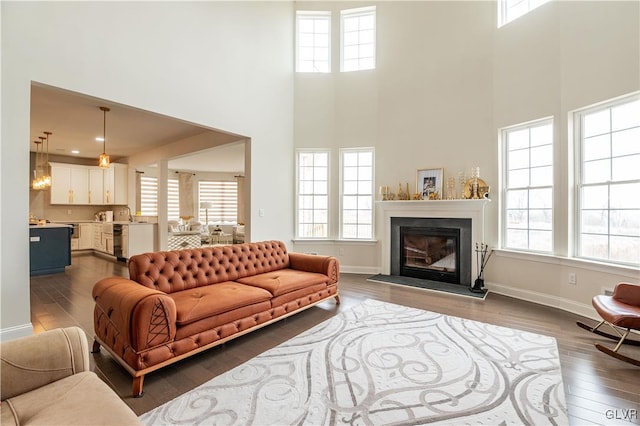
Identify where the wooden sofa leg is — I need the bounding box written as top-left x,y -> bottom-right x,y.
91,340 -> 101,353
132,376 -> 145,398
334,295 -> 341,305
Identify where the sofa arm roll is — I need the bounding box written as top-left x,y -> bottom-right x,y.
0,326 -> 89,401
93,277 -> 177,353
288,252 -> 340,285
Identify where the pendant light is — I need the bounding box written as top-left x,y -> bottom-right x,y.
32,139 -> 43,190
98,106 -> 110,169
41,131 -> 52,188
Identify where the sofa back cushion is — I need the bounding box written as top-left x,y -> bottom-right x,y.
128,240 -> 290,294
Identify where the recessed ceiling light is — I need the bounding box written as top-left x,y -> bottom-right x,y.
96,137 -> 104,142
71,150 -> 80,154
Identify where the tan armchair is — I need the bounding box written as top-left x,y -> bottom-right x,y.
1,327 -> 140,425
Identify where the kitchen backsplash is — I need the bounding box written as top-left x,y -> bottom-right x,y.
30,189 -> 132,222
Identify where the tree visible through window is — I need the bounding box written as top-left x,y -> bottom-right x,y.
502,119 -> 554,253
341,148 -> 374,239
577,95 -> 640,266
297,151 -> 329,238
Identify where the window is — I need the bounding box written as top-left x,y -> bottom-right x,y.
576,94 -> 640,266
140,176 -> 158,216
502,119 -> 554,252
498,0 -> 550,28
296,11 -> 331,73
167,178 -> 180,221
198,180 -> 238,224
341,6 -> 376,72
297,151 -> 329,238
341,148 -> 374,239
138,176 -> 180,220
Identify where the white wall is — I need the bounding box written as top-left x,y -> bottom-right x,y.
293,1 -> 639,316
1,1 -> 294,340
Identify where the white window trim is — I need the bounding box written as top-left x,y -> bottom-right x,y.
572,92 -> 640,267
340,6 -> 376,73
295,149 -> 331,239
339,147 -> 375,240
498,0 -> 551,28
296,10 -> 331,73
500,117 -> 554,253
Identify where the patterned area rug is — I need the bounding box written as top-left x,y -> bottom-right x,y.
140,300 -> 568,425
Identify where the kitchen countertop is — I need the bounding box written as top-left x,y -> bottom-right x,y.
30,223 -> 73,229
49,220 -> 155,225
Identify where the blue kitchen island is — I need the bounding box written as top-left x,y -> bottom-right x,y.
29,224 -> 72,275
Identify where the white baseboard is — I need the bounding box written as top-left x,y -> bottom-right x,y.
340,265 -> 380,275
486,281 -> 599,321
0,323 -> 34,342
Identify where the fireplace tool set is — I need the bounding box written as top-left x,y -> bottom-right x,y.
471,242 -> 492,294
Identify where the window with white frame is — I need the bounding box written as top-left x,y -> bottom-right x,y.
341,6 -> 376,72
341,148 -> 374,239
139,176 -> 180,221
297,151 -> 329,238
198,180 -> 238,225
502,119 -> 554,252
576,94 -> 640,266
498,0 -> 550,28
296,11 -> 331,73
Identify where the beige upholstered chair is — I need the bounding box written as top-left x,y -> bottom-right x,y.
1,327 -> 140,425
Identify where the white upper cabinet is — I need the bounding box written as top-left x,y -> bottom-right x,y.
50,163 -> 89,204
89,168 -> 105,205
50,162 -> 127,205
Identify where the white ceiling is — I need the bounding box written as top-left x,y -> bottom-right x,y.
30,84 -> 245,173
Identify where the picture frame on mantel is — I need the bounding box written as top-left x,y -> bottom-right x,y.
417,168 -> 443,200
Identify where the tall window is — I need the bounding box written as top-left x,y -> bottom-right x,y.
502,119 -> 553,252
498,0 -> 550,28
296,11 -> 331,73
140,176 -> 158,216
576,94 -> 640,266
341,148 -> 374,239
341,6 -> 376,72
139,176 -> 180,220
167,178 -> 180,221
297,151 -> 329,238
198,180 -> 238,224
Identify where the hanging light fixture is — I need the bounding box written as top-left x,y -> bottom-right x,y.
98,106 -> 110,169
32,139 -> 43,190
41,131 -> 52,188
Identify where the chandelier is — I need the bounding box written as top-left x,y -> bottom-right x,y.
32,132 -> 52,190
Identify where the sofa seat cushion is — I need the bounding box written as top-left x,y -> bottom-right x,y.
1,371 -> 139,426
236,269 -> 328,297
169,282 -> 273,326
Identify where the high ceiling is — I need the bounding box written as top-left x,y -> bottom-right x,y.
30,84 -> 245,173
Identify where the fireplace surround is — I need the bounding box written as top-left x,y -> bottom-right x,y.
377,199 -> 490,286
392,217 -> 471,285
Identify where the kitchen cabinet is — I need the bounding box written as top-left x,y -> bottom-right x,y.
50,162 -> 128,205
50,163 -> 89,205
104,163 -> 128,205
30,225 -> 72,275
122,223 -> 156,259
88,168 -> 105,205
92,223 -> 104,251
79,223 -> 93,249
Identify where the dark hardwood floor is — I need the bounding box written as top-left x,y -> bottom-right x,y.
30,253 -> 640,424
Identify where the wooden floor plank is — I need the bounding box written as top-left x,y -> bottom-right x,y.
29,254 -> 640,421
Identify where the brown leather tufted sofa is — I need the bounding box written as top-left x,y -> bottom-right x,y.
92,240 -> 339,397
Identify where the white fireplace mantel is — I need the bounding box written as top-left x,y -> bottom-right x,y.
376,199 -> 491,279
